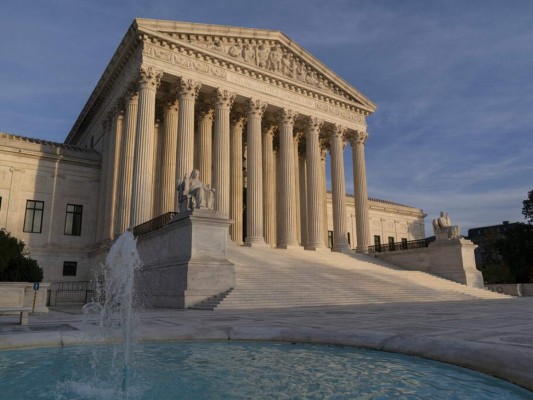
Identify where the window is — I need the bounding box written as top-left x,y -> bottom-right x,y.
23,200 -> 44,233
65,204 -> 83,236
388,236 -> 395,250
327,230 -> 333,248
374,235 -> 381,247
347,232 -> 351,246
63,261 -> 77,276
401,238 -> 408,250
0,196 -> 2,211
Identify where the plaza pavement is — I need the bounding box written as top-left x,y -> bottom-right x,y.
1,298 -> 532,392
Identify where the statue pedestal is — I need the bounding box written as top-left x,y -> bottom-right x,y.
136,209 -> 235,308
375,238 -> 484,288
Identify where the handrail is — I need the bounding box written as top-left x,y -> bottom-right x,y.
368,238 -> 429,254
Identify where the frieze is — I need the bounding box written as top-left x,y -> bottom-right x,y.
143,43 -> 227,80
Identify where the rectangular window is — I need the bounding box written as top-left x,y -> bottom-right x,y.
23,200 -> 44,233
328,230 -> 334,248
374,235 -> 381,247
63,261 -> 77,276
388,236 -> 395,250
64,204 -> 83,236
401,238 -> 408,249
347,232 -> 351,246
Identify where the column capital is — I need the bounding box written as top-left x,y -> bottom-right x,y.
231,111 -> 247,129
125,83 -> 139,102
246,98 -> 267,117
261,117 -> 278,137
328,123 -> 347,139
196,101 -> 215,121
276,108 -> 298,127
213,88 -> 236,109
139,64 -> 163,88
178,76 -> 201,100
161,90 -> 180,113
305,116 -> 324,134
347,130 -> 368,146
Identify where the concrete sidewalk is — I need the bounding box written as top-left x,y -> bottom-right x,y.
1,298 -> 532,392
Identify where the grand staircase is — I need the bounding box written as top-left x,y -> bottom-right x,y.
191,244 -> 507,310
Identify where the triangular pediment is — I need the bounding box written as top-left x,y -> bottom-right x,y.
134,19 -> 376,112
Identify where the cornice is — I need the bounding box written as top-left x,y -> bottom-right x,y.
134,18 -> 377,112
137,25 -> 374,117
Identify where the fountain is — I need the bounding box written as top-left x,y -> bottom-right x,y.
84,230 -> 142,394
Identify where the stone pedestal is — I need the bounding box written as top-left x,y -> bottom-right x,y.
375,238 -> 484,288
137,209 -> 235,308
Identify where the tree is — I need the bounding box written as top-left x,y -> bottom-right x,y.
0,230 -> 43,282
496,223 -> 533,283
523,189 -> 533,224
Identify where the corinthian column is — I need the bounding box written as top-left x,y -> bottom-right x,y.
194,100 -> 214,185
212,88 -> 236,217
320,145 -> 329,246
294,132 -> 302,244
244,98 -> 267,246
349,130 -> 371,253
305,117 -> 326,250
115,86 -> 138,233
276,108 -> 299,249
176,77 -> 201,185
262,118 -> 277,246
130,65 -> 162,227
159,91 -> 179,213
230,112 -> 246,244
105,105 -> 124,240
96,116 -> 112,243
329,124 -> 350,252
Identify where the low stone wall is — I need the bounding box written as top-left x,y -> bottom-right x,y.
485,283 -> 533,297
0,282 -> 49,313
375,238 -> 484,288
136,209 -> 235,308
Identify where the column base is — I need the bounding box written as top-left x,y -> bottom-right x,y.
356,245 -> 369,254
244,237 -> 269,247
332,244 -> 351,253
276,241 -> 302,250
304,245 -> 330,252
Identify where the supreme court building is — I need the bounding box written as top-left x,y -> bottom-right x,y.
0,19 -> 425,281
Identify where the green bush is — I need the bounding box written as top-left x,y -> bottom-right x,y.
0,230 -> 43,282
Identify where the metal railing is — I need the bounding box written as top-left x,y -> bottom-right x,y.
368,239 -> 429,254
132,212 -> 177,237
47,281 -> 99,306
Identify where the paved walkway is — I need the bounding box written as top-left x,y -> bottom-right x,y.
1,298 -> 533,392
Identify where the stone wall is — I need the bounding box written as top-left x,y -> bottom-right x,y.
375,238 -> 484,288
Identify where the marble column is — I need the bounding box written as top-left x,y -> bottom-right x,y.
320,146 -> 329,246
329,124 -> 350,252
176,77 -> 201,186
276,108 -> 299,248
293,132 -> 302,244
298,147 -> 308,247
96,116 -> 112,243
103,105 -> 123,240
159,91 -> 179,213
194,100 -> 214,185
349,130 -> 371,253
130,65 -> 162,227
262,118 -> 277,246
230,112 -> 246,244
244,98 -> 267,246
305,117 -> 326,250
151,118 -> 162,217
212,88 -> 236,217
115,86 -> 138,233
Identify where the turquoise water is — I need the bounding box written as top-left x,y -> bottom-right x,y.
0,341 -> 531,399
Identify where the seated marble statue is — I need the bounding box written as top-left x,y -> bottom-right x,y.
177,169 -> 216,212
432,211 -> 460,239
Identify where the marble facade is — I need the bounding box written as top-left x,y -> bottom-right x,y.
0,19 -> 426,282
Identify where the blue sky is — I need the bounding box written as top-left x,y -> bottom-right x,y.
1,0 -> 532,235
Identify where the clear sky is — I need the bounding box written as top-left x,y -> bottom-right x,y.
1,0 -> 532,236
